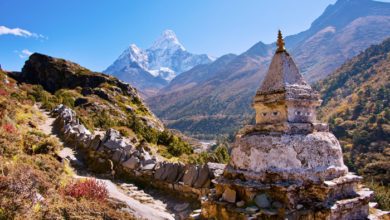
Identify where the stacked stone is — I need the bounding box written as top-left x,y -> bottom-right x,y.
52,104 -> 226,198
201,32 -> 375,220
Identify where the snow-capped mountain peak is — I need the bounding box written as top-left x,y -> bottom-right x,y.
104,30 -> 214,91
116,43 -> 148,70
149,30 -> 185,51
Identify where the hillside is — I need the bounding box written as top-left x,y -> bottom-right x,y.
0,69 -> 137,219
313,37 -> 390,193
159,53 -> 237,94
147,0 -> 390,139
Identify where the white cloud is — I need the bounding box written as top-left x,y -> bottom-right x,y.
16,49 -> 33,59
0,25 -> 45,38
22,49 -> 32,56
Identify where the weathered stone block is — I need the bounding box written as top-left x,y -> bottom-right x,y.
166,163 -> 180,183
122,156 -> 140,170
183,165 -> 198,187
193,165 -> 210,188
254,194 -> 270,208
222,187 -> 236,203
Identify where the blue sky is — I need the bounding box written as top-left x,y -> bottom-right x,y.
1,0 -> 389,72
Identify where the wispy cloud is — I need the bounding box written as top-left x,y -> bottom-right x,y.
15,49 -> 33,59
0,25 -> 45,38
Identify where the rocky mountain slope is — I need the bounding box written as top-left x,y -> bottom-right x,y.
147,0 -> 390,139
104,30 -> 214,94
313,37 -> 390,194
0,69 -> 137,219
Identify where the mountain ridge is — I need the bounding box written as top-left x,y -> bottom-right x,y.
147,0 -> 390,139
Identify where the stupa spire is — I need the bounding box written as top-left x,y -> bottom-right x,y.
276,30 -> 286,53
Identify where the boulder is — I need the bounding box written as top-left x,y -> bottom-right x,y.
94,88 -> 114,102
102,128 -> 120,142
160,163 -> 173,181
125,105 -> 135,113
76,133 -> 88,143
140,151 -> 152,161
254,194 -> 270,208
142,159 -> 156,166
81,87 -> 93,96
111,150 -> 123,162
102,129 -> 127,150
175,162 -> 186,182
3,75 -> 9,84
74,97 -> 89,106
122,156 -> 140,170
174,203 -> 189,212
245,206 -> 259,213
142,163 -> 156,171
166,163 -> 180,183
154,162 -> 166,180
104,139 -> 127,150
236,201 -> 245,208
222,188 -> 236,203
183,165 -> 199,187
73,124 -> 91,135
272,201 -> 283,209
89,135 -> 102,150
207,162 -> 226,178
82,136 -> 92,148
193,165 -> 210,188
52,104 -> 77,125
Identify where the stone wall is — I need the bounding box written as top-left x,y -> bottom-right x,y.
51,104 -> 226,198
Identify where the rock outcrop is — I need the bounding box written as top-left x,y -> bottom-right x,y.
18,53 -> 138,98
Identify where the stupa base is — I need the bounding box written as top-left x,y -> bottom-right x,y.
200,173 -> 372,220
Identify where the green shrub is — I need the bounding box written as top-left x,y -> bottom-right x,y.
167,136 -> 193,157
117,127 -> 130,137
367,181 -> 390,210
27,130 -> 49,138
94,110 -> 116,129
11,91 -> 27,102
211,144 -> 230,164
23,134 -> 61,155
187,152 -> 210,164
157,130 -> 173,146
130,116 -> 158,143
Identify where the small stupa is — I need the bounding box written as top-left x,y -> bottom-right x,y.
201,31 -> 373,219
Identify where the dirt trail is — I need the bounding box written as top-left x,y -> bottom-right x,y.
37,106 -> 176,220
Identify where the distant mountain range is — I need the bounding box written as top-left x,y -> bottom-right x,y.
147,0 -> 390,139
104,30 -> 215,95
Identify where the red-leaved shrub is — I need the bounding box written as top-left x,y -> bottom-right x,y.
0,89 -> 9,96
3,124 -> 17,134
6,83 -> 15,89
60,178 -> 108,202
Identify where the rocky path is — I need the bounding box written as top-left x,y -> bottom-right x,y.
36,106 -> 178,220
